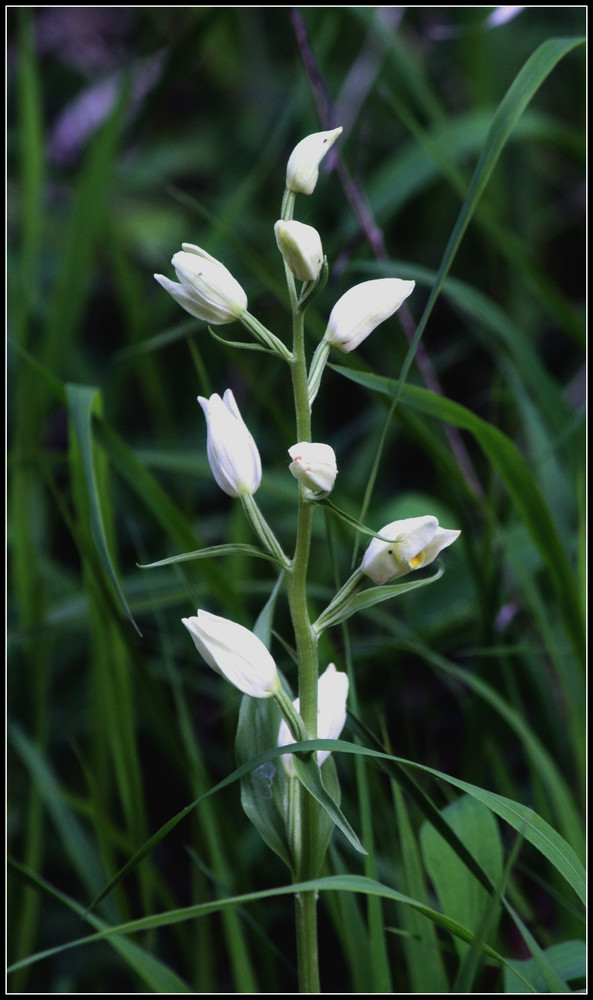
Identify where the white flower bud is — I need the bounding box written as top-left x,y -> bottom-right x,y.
198,389 -> 262,497
286,127 -> 343,195
324,278 -> 415,353
278,664 -> 349,776
182,610 -> 281,699
154,243 -> 247,325
288,442 -> 337,494
361,516 -> 460,585
274,220 -> 324,282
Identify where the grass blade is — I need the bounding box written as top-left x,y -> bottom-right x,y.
394,35 -> 585,396
66,384 -> 141,635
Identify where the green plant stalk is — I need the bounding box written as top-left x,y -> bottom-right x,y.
282,189 -> 321,991
288,471 -> 320,993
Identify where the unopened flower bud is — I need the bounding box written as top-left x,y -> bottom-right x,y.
198,389 -> 261,497
182,610 -> 281,698
361,515 -> 460,585
274,220 -> 324,282
288,442 -> 337,495
278,664 -> 349,776
286,127 -> 343,195
155,244 -> 247,325
325,278 -> 415,353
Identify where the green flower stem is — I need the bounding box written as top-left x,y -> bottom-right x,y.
289,307 -> 316,733
283,200 -> 322,992
284,774 -> 302,873
281,186 -> 296,224
295,860 -> 320,993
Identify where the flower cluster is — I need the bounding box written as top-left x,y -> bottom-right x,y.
154,127 -> 461,871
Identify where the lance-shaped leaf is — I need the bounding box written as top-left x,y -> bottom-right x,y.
291,753 -> 366,857
66,383 -> 141,636
138,543 -> 280,569
235,690 -> 292,870
314,564 -> 444,634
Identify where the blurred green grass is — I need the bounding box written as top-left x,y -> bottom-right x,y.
7,7 -> 585,993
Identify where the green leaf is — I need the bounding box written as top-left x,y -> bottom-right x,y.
313,755 -> 343,873
235,685 -> 366,869
332,734 -> 585,908
208,326 -> 278,353
502,902 -> 573,993
42,78 -> 129,379
351,260 -> 576,438
420,796 -> 504,963
253,572 -> 286,647
92,419 -> 201,554
291,755 -> 367,857
66,383 -> 141,635
332,365 -> 584,666
314,495 -> 436,542
391,784 -> 449,992
138,542 -> 277,569
325,565 -> 444,630
503,940 -> 586,994
391,35 -> 586,397
8,873 -> 535,988
8,858 -> 193,993
9,726 -> 117,915
405,641 -> 585,859
235,692 -> 292,871
83,737 -> 585,917
13,8 -> 44,339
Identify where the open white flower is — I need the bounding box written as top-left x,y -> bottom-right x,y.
324,278 -> 415,352
286,127 -> 343,195
278,664 -> 349,777
361,515 -> 460,585
154,244 -> 247,325
182,610 -> 281,699
198,390 -> 261,497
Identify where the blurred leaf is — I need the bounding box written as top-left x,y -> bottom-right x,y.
420,795 -> 504,963
66,384 -> 141,636
9,726 -> 117,917
138,543 -> 277,568
8,872 -> 535,988
9,858 -> 193,993
391,783 -> 450,992
332,365 -> 584,667
83,736 -> 585,917
503,939 -> 586,993
394,33 -> 585,395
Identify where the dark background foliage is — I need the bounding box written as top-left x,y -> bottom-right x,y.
8,7 -> 585,993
